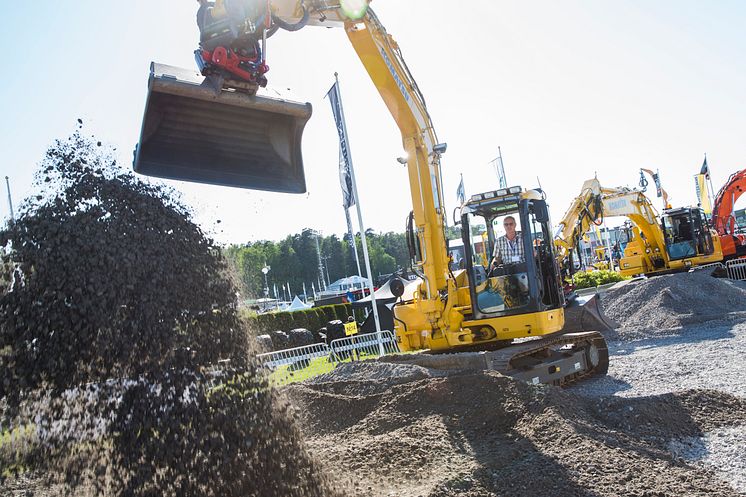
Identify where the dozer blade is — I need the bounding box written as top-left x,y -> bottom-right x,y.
562,293 -> 619,334
133,63 -> 312,193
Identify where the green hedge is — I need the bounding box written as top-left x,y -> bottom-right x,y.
570,269 -> 628,289
245,303 -> 353,336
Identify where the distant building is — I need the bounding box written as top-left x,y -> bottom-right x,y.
734,208 -> 746,231
317,275 -> 371,299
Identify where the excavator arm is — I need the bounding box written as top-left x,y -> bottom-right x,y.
712,169 -> 746,235
555,178 -> 669,276
134,0 -> 450,316
557,177 -> 724,276
554,179 -> 606,265
710,168 -> 746,259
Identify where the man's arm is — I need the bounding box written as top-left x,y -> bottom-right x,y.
491,240 -> 503,267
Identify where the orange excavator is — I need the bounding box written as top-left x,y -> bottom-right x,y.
711,169 -> 746,259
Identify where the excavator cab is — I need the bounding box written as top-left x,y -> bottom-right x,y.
460,188 -> 565,321
661,207 -> 714,260
459,187 -> 616,337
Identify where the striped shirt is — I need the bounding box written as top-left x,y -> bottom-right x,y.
493,232 -> 525,264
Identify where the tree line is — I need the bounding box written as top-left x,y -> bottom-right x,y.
225,228 -> 413,299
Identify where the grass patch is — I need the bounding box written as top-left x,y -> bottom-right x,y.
267,350 -> 388,387
1,424 -> 37,477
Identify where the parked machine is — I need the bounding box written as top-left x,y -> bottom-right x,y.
133,0 -> 613,385
711,169 -> 746,259
556,179 -> 723,278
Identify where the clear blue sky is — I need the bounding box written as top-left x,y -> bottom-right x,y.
1,1 -> 745,243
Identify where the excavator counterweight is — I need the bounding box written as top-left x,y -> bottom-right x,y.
134,63 -> 312,193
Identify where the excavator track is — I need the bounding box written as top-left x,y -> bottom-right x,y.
380,331 -> 609,387
484,331 -> 609,386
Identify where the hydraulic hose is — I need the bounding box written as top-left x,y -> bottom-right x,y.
272,6 -> 309,32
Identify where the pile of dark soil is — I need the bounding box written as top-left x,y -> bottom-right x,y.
0,130 -> 340,497
601,272 -> 746,337
287,363 -> 746,497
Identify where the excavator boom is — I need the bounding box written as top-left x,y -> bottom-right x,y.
711,168 -> 746,258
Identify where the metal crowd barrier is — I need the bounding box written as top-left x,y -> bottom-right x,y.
726,259 -> 746,281
257,342 -> 335,386
256,331 -> 400,386
329,331 -> 400,362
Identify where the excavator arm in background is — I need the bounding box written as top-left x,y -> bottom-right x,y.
711,168 -> 746,259
557,178 -> 723,278
638,168 -> 671,210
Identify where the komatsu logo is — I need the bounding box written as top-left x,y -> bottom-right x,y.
607,199 -> 627,210
605,198 -> 630,214
380,47 -> 410,103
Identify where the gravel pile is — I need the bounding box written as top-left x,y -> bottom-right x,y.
287,362 -> 746,497
601,272 -> 746,338
0,130 -> 340,497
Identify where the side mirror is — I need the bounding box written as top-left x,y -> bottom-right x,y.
452,207 -> 462,226
533,200 -> 550,223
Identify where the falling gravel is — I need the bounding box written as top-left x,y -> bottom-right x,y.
0,130 -> 340,497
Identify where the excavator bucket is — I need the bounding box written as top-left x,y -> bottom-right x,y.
562,293 -> 619,334
133,63 -> 313,193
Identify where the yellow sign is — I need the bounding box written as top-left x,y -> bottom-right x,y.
344,321 -> 358,336
696,174 -> 712,215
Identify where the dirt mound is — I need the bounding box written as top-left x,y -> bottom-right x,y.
286,363 -> 746,497
0,130 -> 340,497
601,272 -> 746,337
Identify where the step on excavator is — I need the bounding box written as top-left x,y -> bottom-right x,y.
555,178 -> 723,278
133,0 -> 614,386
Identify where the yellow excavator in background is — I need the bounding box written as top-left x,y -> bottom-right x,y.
133,0 -> 613,385
555,178 -> 722,279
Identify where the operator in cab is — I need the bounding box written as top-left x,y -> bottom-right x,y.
491,216 -> 525,268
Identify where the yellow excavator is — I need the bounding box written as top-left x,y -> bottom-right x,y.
555,178 -> 723,279
133,0 -> 612,385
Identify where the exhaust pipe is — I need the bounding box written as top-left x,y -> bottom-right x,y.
133,63 -> 312,193
562,293 -> 619,334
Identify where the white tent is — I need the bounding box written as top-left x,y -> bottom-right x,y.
287,295 -> 312,311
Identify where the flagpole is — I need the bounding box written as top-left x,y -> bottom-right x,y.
704,154 -> 716,210
315,232 -> 327,289
332,73 -> 384,353
346,207 -> 363,283
5,176 -> 14,221
497,146 -> 506,188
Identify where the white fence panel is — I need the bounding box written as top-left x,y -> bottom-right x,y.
257,342 -> 333,386
726,259 -> 746,281
329,331 -> 400,361
257,332 -> 401,385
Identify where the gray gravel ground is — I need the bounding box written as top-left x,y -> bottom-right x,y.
574,319 -> 746,495
576,320 -> 746,399
668,426 -> 746,494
